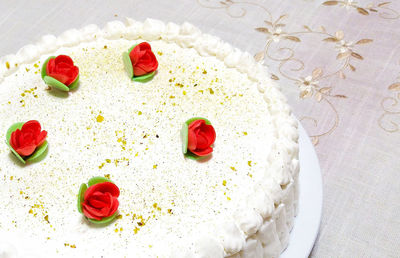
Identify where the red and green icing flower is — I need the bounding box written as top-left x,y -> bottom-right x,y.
6,120 -> 48,164
181,117 -> 216,159
122,42 -> 158,82
41,55 -> 79,91
78,177 -> 120,225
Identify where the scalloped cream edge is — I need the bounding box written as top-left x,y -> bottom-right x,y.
0,18 -> 299,258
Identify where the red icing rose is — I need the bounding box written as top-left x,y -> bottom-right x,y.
129,42 -> 158,76
46,55 -> 79,86
10,120 -> 47,157
82,182 -> 120,220
187,119 -> 216,156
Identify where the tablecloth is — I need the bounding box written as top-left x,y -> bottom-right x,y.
0,0 -> 399,257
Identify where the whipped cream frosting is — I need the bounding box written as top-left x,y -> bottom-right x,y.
0,18 -> 299,258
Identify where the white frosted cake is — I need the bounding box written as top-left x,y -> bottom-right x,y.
0,18 -> 299,257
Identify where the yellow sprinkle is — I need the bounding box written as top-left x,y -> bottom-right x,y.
182,91 -> 187,95
153,203 -> 157,208
5,62 -> 10,69
230,166 -> 237,171
222,180 -> 227,186
248,161 -> 252,167
34,63 -> 39,68
96,115 -> 104,122
106,159 -> 111,163
153,164 -> 157,169
243,132 -> 248,135
227,196 -> 231,201
138,111 -> 142,115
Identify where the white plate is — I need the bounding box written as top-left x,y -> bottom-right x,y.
281,122 -> 323,258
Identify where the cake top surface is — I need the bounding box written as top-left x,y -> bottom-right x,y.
0,18 -> 297,257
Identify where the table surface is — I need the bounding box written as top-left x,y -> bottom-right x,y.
1,0 -> 399,257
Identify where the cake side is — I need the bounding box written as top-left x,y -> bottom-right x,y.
0,19 -> 299,258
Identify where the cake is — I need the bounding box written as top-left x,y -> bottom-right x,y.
0,18 -> 299,257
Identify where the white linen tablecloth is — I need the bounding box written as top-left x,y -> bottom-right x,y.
1,0 -> 399,257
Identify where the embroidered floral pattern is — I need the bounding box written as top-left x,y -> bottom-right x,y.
198,0 -> 373,145
322,1 -> 400,19
379,60 -> 400,133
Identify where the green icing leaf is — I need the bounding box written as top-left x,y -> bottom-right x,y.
41,56 -> 55,79
67,75 -> 80,91
6,122 -> 26,164
77,183 -> 87,214
128,44 -> 137,54
132,71 -> 156,82
185,117 -> 212,126
43,76 -> 70,92
87,212 -> 118,225
26,141 -> 48,162
181,123 -> 188,154
122,52 -> 133,79
184,151 -> 210,160
6,122 -> 24,142
88,176 -> 112,187
6,141 -> 26,164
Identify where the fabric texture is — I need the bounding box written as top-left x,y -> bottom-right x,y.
0,0 -> 399,257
